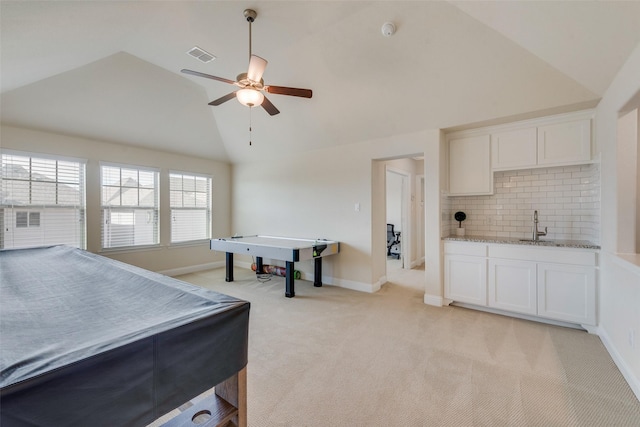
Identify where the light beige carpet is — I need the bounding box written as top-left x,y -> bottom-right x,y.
160,267 -> 640,426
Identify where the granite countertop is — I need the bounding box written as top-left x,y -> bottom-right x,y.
443,235 -> 600,250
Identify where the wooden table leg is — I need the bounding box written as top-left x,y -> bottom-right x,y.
159,366 -> 247,427
215,366 -> 247,427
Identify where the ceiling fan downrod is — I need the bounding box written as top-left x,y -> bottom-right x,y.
244,9 -> 257,60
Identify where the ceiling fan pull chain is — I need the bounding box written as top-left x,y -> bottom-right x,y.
249,107 -> 252,146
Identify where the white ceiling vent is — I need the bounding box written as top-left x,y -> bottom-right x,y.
187,46 -> 216,63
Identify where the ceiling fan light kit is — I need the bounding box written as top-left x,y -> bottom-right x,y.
181,8 -> 312,116
237,88 -> 264,107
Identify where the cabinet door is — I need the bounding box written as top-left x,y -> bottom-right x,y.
491,127 -> 537,170
488,259 -> 537,315
537,263 -> 596,325
537,119 -> 591,166
448,134 -> 492,196
444,254 -> 487,306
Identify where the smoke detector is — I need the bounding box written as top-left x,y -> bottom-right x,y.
381,22 -> 396,37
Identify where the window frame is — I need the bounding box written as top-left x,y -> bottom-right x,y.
169,170 -> 212,245
100,162 -> 160,251
1,149 -> 87,249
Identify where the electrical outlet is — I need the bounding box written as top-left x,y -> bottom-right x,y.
629,329 -> 636,349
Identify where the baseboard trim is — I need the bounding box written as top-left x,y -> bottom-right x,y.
232,262 -> 379,293
598,327 -> 640,402
236,261 -> 254,271
410,258 -> 425,269
423,294 -> 444,306
450,302 -> 587,331
331,277 -> 380,293
158,261 -> 225,277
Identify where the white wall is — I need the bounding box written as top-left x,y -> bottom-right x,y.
232,130 -> 442,295
595,40 -> 640,399
0,125 -> 232,273
616,108 -> 639,253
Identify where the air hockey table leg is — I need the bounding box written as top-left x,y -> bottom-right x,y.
314,258 -> 323,287
225,252 -> 234,282
285,261 -> 295,298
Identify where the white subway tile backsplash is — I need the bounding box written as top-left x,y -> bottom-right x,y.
555,172 -> 572,179
444,163 -> 600,243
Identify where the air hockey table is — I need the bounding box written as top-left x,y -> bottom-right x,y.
210,235 -> 340,298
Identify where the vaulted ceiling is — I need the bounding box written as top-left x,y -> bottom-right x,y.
2,1 -> 640,163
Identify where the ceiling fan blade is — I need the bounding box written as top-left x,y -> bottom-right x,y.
247,55 -> 268,82
265,86 -> 313,98
208,92 -> 237,106
261,95 -> 280,116
181,69 -> 236,85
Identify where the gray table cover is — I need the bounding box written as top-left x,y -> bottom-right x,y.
0,245 -> 250,427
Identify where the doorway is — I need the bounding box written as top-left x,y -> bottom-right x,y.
386,167 -> 409,270
382,157 -> 426,291
416,174 -> 425,263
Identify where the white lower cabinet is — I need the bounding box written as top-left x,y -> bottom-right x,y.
444,254 -> 487,305
488,259 -> 537,315
444,241 -> 598,327
537,263 -> 596,325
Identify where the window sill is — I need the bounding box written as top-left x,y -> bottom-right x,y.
169,240 -> 210,249
99,244 -> 163,255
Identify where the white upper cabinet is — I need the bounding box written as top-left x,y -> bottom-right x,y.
448,134 -> 492,196
491,127 -> 538,170
537,119 -> 591,166
447,110 -> 594,194
491,116 -> 592,171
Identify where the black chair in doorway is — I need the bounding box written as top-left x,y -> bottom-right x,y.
387,224 -> 401,259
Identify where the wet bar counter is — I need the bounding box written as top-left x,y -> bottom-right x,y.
443,235 -> 600,250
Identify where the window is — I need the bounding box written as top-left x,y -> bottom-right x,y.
16,211 -> 29,228
170,172 -> 211,243
1,151 -> 86,249
101,163 -> 159,249
15,211 -> 40,228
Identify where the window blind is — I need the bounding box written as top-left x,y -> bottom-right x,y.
1,151 -> 86,249
101,164 -> 159,249
169,172 -> 211,243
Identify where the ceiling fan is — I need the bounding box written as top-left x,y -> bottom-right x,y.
181,8 -> 312,116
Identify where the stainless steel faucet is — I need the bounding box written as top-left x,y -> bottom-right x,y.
532,210 -> 547,241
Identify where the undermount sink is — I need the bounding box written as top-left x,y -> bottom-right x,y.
519,239 -> 548,243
